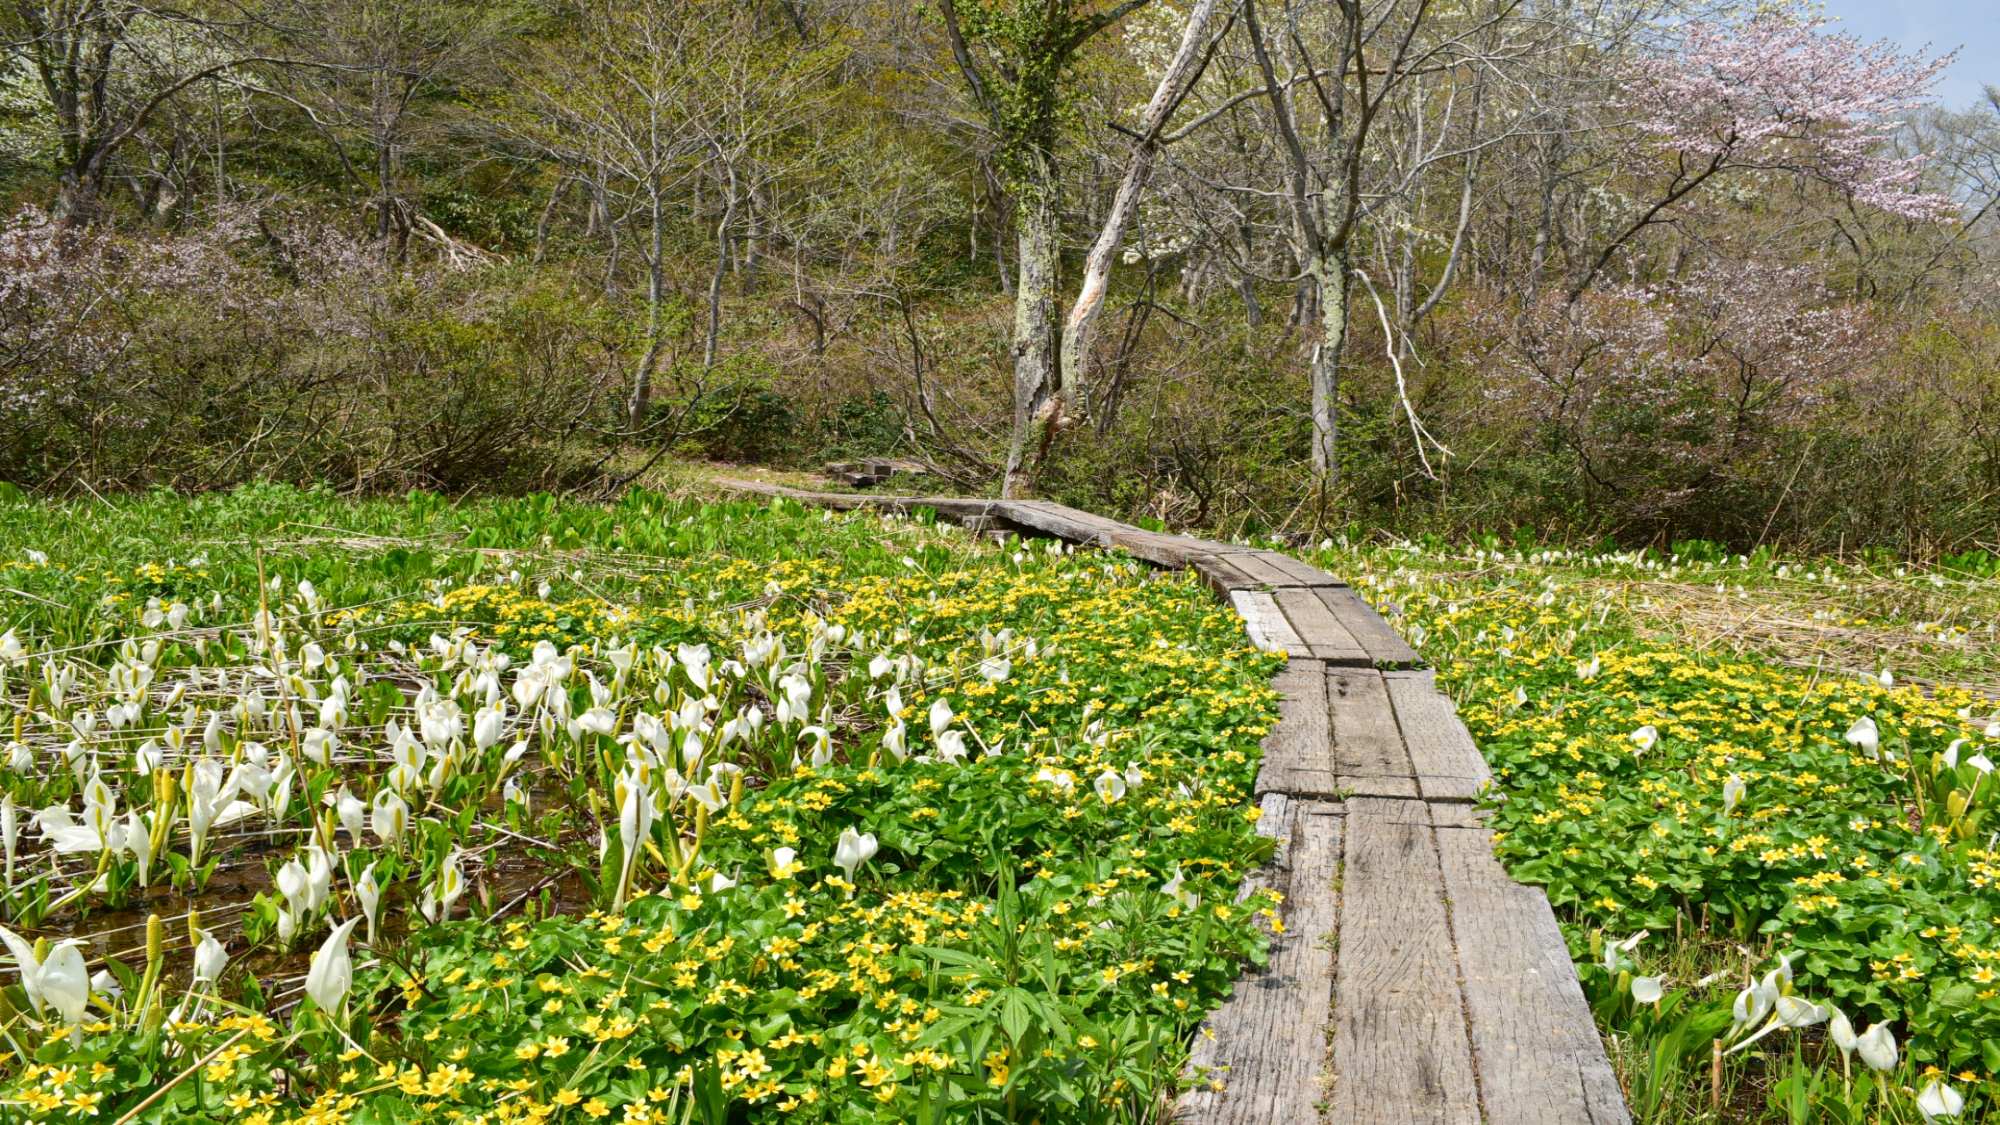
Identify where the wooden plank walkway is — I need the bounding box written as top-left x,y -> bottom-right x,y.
716,481 -> 1629,1124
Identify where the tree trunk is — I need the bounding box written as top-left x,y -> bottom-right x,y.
1309,246 -> 1350,480
705,159 -> 739,371
1056,0 -> 1221,434
629,184 -> 666,431
1000,179 -> 1061,499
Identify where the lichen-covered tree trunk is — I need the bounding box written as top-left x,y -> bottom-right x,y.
1001,179 -> 1061,499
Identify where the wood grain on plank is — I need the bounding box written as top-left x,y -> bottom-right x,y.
1213,551 -> 1298,588
1242,549 -> 1347,588
1254,662 -> 1336,798
1104,529 -> 1216,568
1328,670 -> 1415,786
716,479 -> 1003,522
1437,828 -> 1632,1125
998,500 -> 1118,545
1313,586 -> 1423,668
1384,670 -> 1493,801
1273,588 -> 1370,664
1182,802 -> 1343,1124
1229,590 -> 1307,654
1331,805 -> 1481,1124
1190,553 -> 1264,595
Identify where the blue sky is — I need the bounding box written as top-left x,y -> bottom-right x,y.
1819,0 -> 1992,109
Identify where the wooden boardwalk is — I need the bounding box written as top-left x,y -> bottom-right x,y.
720,482 -> 1630,1124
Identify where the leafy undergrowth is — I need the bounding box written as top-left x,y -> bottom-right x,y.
1306,538 -> 2000,1123
0,485 -> 1280,1124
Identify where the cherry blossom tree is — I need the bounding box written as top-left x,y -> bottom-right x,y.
1570,12 -> 1955,302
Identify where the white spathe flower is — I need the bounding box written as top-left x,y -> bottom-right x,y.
0,925 -> 88,1023
370,788 -> 408,845
936,730 -> 968,764
834,826 -> 878,886
1730,982 -> 1773,1037
473,703 -> 505,751
304,917 -> 361,1015
801,726 -> 833,769
1629,725 -> 1658,754
928,698 -> 954,738
615,769 -> 653,905
1967,753 -> 1995,775
1774,995 -> 1825,1028
37,942 -> 88,1025
356,864 -> 382,944
1845,716 -> 1880,760
1827,1007 -> 1857,1055
1093,770 -> 1127,804
1917,1081 -> 1964,1121
1856,1022 -> 1898,1072
978,657 -> 1011,683
577,707 -> 618,737
1575,655 -> 1599,680
1722,774 -> 1746,814
1630,976 -> 1664,1004
277,858 -> 310,916
881,721 -> 908,764
193,929 -> 229,984
336,790 -> 366,838
771,847 -> 799,879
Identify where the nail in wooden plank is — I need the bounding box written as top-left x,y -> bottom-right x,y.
1272,588 -> 1370,664
1229,590 -> 1306,655
1383,670 -> 1493,801
1183,802 -> 1343,1124
1331,805 -> 1481,1124
1436,828 -> 1632,1125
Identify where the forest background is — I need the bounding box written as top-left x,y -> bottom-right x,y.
3,0 -> 1997,558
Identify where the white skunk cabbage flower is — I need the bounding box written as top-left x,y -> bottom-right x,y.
305,917 -> 361,1015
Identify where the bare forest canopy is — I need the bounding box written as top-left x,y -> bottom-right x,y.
1,0 -> 1996,556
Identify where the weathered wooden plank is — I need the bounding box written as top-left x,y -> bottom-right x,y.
715,479 -> 1004,522
1212,551 -> 1295,588
1328,670 -> 1415,788
1436,828 -> 1631,1125
1228,590 -> 1306,655
1426,802 -> 1490,829
1272,588 -> 1371,664
1253,661 -> 1336,798
997,500 -> 1118,546
1103,528 -> 1216,568
1331,806 -> 1481,1124
1313,586 -> 1423,669
1383,670 -> 1493,802
1241,549 -> 1347,588
1345,795 -> 1433,825
1182,802 -> 1343,1124
1190,553 -> 1265,595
